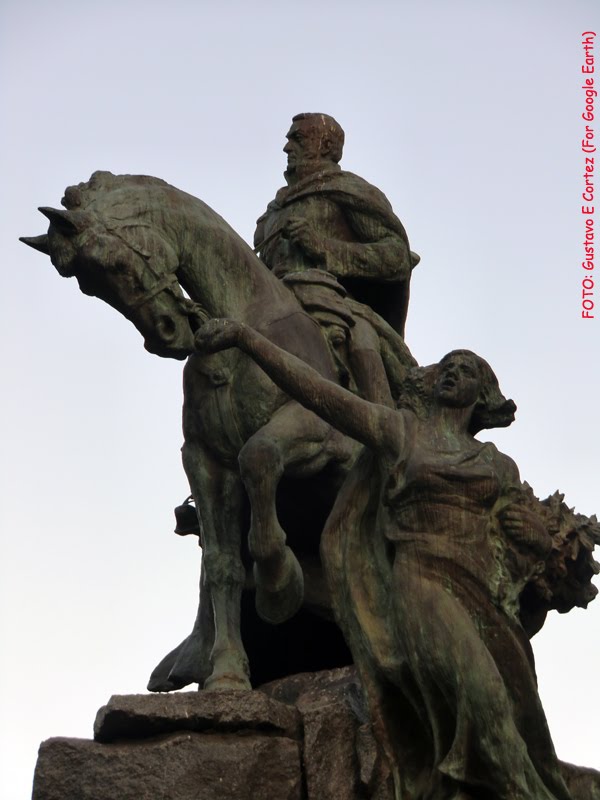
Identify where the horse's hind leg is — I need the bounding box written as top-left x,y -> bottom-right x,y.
182,441 -> 250,690
239,400 -> 353,625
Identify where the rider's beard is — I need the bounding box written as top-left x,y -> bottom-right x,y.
285,158 -> 335,185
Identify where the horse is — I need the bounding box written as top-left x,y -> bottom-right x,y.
23,170 -> 405,690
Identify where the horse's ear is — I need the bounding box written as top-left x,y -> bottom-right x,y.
19,234 -> 50,255
38,207 -> 86,236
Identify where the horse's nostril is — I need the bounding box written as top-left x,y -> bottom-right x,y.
156,314 -> 177,340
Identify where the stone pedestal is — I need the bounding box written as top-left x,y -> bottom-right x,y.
32,667 -> 600,800
33,690 -> 302,800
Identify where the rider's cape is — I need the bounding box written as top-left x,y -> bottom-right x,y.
255,168 -> 419,337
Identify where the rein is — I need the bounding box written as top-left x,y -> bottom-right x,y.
106,224 -> 185,312
103,221 -> 210,327
129,261 -> 210,329
130,271 -> 181,309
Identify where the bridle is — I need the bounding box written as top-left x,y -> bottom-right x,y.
130,269 -> 181,309
128,259 -> 210,329
106,225 -> 210,327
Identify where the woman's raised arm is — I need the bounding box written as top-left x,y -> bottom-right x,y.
195,319 -> 404,456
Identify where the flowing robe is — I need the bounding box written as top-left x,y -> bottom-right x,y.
321,411 -> 572,800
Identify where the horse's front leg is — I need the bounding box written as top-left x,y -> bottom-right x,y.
182,441 -> 250,690
239,400 -> 353,625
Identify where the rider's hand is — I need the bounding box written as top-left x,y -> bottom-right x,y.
284,215 -> 325,261
194,318 -> 244,353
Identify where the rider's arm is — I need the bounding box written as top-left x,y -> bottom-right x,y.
322,210 -> 412,282
285,209 -> 413,282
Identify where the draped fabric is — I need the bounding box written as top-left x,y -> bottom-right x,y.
255,167 -> 414,336
321,434 -> 572,800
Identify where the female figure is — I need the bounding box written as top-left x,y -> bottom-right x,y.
195,319 -> 571,800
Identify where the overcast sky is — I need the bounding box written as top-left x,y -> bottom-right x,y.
1,1 -> 599,798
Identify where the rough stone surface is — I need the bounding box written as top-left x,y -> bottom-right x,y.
261,667 -> 367,800
260,668 -> 600,800
356,722 -> 394,800
299,685 -> 360,800
94,689 -> 301,742
260,665 -> 362,706
31,669 -> 600,800
33,732 -> 302,800
561,761 -> 600,800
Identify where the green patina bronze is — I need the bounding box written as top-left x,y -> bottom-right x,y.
22,114 -> 600,800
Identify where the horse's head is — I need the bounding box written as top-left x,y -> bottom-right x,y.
21,172 -> 196,360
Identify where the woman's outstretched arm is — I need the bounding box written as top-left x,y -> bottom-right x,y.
195,319 -> 404,456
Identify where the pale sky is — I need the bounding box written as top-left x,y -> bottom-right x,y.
1,1 -> 599,798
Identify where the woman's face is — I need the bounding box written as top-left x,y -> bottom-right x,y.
434,353 -> 481,408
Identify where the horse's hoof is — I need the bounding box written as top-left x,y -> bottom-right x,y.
203,672 -> 252,691
203,648 -> 251,691
254,546 -> 304,625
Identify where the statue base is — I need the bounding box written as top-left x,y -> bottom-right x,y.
32,667 -> 600,800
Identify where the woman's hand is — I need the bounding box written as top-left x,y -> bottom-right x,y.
498,504 -> 553,557
194,318 -> 245,354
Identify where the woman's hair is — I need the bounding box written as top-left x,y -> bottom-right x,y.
398,349 -> 516,435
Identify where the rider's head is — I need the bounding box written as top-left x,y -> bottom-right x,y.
283,113 -> 344,180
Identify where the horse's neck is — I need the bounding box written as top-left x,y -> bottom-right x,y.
171,201 -> 293,323
140,186 -> 335,378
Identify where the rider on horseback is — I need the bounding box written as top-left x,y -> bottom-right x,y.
254,112 -> 419,405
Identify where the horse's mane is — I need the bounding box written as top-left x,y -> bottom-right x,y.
57,170 -> 256,277
61,171 -> 170,212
